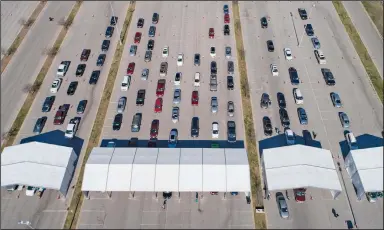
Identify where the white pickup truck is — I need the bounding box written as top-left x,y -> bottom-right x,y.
65,117 -> 81,139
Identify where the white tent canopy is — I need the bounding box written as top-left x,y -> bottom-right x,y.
82,148 -> 251,193
344,147 -> 383,199
262,145 -> 342,194
1,142 -> 77,196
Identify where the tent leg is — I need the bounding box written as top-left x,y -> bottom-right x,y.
153,192 -> 158,200
107,191 -> 112,199
223,192 -> 226,200
129,191 -> 135,198
83,191 -> 90,200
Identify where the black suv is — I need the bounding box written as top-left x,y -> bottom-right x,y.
211,61 -> 217,75
279,108 -> 290,127
89,70 -> 100,84
261,17 -> 268,28
191,117 -> 199,137
224,25 -> 230,35
67,81 -> 78,95
298,8 -> 308,20
76,64 -> 86,77
227,121 -> 236,143
105,26 -> 114,38
289,67 -> 300,85
263,116 -> 273,136
33,116 -> 47,134
77,100 -> 87,114
260,93 -> 271,108
152,13 -> 159,24
137,18 -> 144,28
110,16 -> 118,26
194,53 -> 200,66
227,76 -> 234,90
148,26 -> 156,37
101,40 -> 110,52
113,114 -> 123,131
42,96 -> 55,112
305,24 -> 314,36
147,39 -> 154,50
136,89 -> 146,106
277,92 -> 286,108
321,68 -> 336,86
267,40 -> 274,52
97,54 -> 106,66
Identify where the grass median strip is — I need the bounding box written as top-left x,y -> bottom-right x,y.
333,1 -> 383,103
63,2 -> 136,229
1,1 -> 47,74
361,1 -> 383,37
0,1 -> 83,152
232,1 -> 266,229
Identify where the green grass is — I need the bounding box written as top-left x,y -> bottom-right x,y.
333,1 -> 383,103
361,1 -> 383,37
63,3 -> 136,229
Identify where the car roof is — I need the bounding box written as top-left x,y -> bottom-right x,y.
285,129 -> 294,135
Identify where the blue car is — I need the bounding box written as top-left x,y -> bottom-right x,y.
297,107 -> 308,125
223,4 -> 229,14
311,37 -> 321,49
168,129 -> 178,148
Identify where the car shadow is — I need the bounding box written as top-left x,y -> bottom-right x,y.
338,133 -> 383,158
100,138 -> 245,148
20,129 -> 84,157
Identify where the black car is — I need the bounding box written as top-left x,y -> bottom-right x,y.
260,93 -> 271,108
80,49 -> 91,61
89,70 -> 100,84
227,76 -> 234,90
75,64 -> 86,77
110,16 -> 118,26
191,117 -> 199,137
277,92 -> 286,108
33,116 -> 47,134
267,40 -> 274,52
261,17 -> 268,28
279,108 -> 290,127
289,67 -> 300,85
67,81 -> 78,95
305,24 -> 314,36
302,130 -> 312,145
321,68 -> 336,85
42,96 -> 55,112
136,89 -> 146,106
163,192 -> 172,199
227,121 -> 236,143
105,26 -> 114,38
224,25 -> 230,35
211,61 -> 217,75
77,100 -> 87,114
101,40 -> 110,52
137,18 -> 144,28
298,8 -> 308,20
147,39 -> 154,50
97,54 -> 106,66
263,116 -> 273,136
194,53 -> 200,66
152,13 -> 159,24
148,26 -> 156,37
112,114 -> 123,131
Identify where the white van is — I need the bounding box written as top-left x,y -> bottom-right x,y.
293,88 -> 304,104
345,132 -> 358,150
315,50 -> 326,64
194,72 -> 200,87
121,75 -> 131,91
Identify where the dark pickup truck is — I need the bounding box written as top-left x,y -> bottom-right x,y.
136,89 -> 146,106
54,104 -> 70,125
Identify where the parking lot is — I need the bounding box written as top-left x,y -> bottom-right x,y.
239,1 -> 383,229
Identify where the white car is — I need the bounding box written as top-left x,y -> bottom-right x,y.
162,46 -> 169,58
284,48 -> 293,61
25,186 -> 36,196
210,46 -> 216,57
56,61 -> 69,77
270,64 -> 279,76
314,49 -> 326,64
174,72 -> 181,86
121,75 -> 131,91
212,122 -> 219,138
285,128 -> 295,145
194,72 -> 200,87
345,132 -> 358,150
50,78 -> 62,93
65,118 -> 80,139
177,53 -> 184,66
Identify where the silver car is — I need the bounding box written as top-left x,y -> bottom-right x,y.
117,96 -> 127,113
211,97 -> 218,113
129,45 -> 137,56
141,68 -> 149,80
276,192 -> 289,218
172,107 -> 179,123
227,61 -> 234,74
173,89 -> 181,104
210,77 -> 218,92
225,46 -> 231,58
330,92 -> 342,108
339,112 -> 350,128
144,50 -> 152,62
227,101 -> 234,117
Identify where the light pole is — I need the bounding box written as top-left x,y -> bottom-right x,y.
18,221 -> 34,229
109,1 -> 122,46
298,3 -> 316,47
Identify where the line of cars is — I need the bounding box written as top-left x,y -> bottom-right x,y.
35,16 -> 118,138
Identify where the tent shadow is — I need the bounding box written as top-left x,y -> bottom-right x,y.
338,133 -> 383,158
20,129 -> 84,157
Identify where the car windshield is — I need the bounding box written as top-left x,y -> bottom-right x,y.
163,49 -> 167,54
281,207 -> 288,212
170,135 -> 175,140
65,130 -> 73,134
213,130 -> 218,134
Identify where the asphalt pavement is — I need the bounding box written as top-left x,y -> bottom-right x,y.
343,1 -> 383,78
1,1 -> 75,145
239,1 -> 383,229
1,1 -> 39,59
1,2 -> 130,229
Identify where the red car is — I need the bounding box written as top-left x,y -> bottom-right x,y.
127,62 -> 135,74
294,188 -> 306,202
224,14 -> 230,23
53,104 -> 69,125
154,98 -> 163,113
156,79 -> 166,97
191,90 -> 199,105
134,32 -> 142,43
150,120 -> 159,138
209,28 -> 214,38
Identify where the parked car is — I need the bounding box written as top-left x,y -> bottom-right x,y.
105,26 -> 114,38
101,40 -> 110,52
298,8 -> 308,20
67,81 -> 78,95
96,54 -> 106,66
147,39 -> 155,50
33,116 -> 47,134
131,113 -> 142,132
194,53 -> 200,66
297,107 -> 308,125
57,61 -> 70,77
211,61 -> 217,74
227,101 -> 235,117
177,53 -> 184,66
75,64 -> 86,77
223,4 -> 229,14
117,97 -> 127,113
112,114 -> 123,131
285,128 -> 295,145
339,112 -> 350,128
65,117 -> 81,139
224,25 -> 230,35
267,40 -> 274,52
277,92 -> 286,108
50,78 -> 62,93
345,132 -> 358,150
330,92 -> 342,108
160,62 -> 168,76
314,50 -> 326,64
225,46 -> 231,58
191,90 -> 199,106
77,100 -> 87,114
194,72 -> 200,87
136,90 -> 146,106
144,50 -> 152,62
89,70 -> 100,84
227,61 -> 234,74
129,45 -> 137,56
127,62 -> 135,74
260,93 -> 271,109
156,79 -> 166,97
263,116 -> 273,136
173,89 -> 181,104
172,107 -> 179,123
305,23 -> 314,36
80,49 -> 91,61
212,122 -> 219,139
227,121 -> 236,143
276,192 -> 289,218
211,97 -> 218,114
168,129 -> 178,148
148,26 -> 156,37
284,48 -> 293,61
134,32 -> 142,43
191,117 -> 199,137
141,69 -> 149,81
210,46 -> 216,57
209,28 -> 215,38
154,98 -> 163,113
162,46 -> 169,58
311,37 -> 321,49
289,67 -> 300,85
137,18 -> 144,28
152,12 -> 159,24
110,16 -> 118,26
261,17 -> 268,28
227,76 -> 234,90
271,64 -> 279,76
279,108 -> 290,127
224,13 -> 230,23
150,119 -> 159,138
321,68 -> 336,86
293,88 -> 304,105
42,96 -> 55,112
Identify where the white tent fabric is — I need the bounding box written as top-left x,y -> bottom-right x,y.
1,142 -> 77,196
82,148 -> 251,192
262,145 -> 342,192
344,147 -> 383,197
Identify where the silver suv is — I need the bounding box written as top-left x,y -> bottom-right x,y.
211,97 -> 218,114
144,50 -> 152,62
173,89 -> 181,104
227,101 -> 234,117
210,74 -> 217,91
227,61 -> 234,74
117,96 -> 127,113
141,68 -> 149,80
